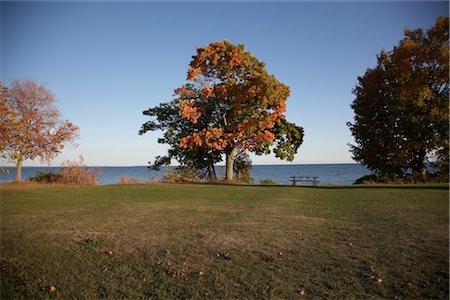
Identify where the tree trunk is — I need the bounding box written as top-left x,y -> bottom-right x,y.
225,149 -> 236,182
413,150 -> 427,181
207,156 -> 217,181
15,158 -> 23,182
418,159 -> 427,181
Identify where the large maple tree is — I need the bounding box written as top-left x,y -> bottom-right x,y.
141,40 -> 303,181
0,79 -> 79,181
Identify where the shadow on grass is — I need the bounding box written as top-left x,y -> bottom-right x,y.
315,184 -> 449,190
193,181 -> 449,191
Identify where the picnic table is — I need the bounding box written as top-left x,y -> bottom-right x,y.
290,176 -> 319,187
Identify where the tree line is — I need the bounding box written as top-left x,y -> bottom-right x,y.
141,17 -> 448,183
1,16 -> 448,183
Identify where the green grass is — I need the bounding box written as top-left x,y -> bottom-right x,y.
0,183 -> 448,299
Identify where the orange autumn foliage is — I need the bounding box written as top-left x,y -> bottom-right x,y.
174,85 -> 196,98
176,40 -> 290,160
201,85 -> 213,100
179,100 -> 201,124
187,67 -> 203,81
180,127 -> 228,151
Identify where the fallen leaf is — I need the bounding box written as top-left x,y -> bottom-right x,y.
49,286 -> 57,293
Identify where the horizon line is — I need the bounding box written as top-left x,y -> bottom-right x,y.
1,162 -> 361,168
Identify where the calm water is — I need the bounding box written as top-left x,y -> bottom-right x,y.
0,164 -> 371,185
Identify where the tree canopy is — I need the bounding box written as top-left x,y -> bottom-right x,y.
139,99 -> 222,180
140,40 -> 303,181
348,17 -> 449,181
0,79 -> 79,181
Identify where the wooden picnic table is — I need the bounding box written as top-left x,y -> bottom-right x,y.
290,176 -> 319,187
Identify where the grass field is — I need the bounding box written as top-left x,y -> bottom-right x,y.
0,183 -> 448,299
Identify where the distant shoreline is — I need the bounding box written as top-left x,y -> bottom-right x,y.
1,164 -> 371,185
1,163 -> 361,168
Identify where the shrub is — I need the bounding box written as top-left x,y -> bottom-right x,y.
29,171 -> 63,183
162,167 -> 203,183
354,174 -> 404,184
60,156 -> 98,185
119,175 -> 143,184
27,157 -> 98,185
427,171 -> 449,183
260,178 -> 277,185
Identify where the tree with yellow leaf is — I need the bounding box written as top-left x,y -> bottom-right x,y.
348,17 -> 449,181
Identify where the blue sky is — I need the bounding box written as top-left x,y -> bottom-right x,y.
1,1 -> 448,166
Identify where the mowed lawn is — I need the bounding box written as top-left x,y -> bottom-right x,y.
0,183 -> 448,299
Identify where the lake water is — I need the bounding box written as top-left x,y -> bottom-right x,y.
0,164 -> 371,185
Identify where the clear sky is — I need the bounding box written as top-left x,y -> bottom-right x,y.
1,1 -> 448,166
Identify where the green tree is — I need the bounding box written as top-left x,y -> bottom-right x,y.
139,98 -> 221,181
348,17 -> 449,181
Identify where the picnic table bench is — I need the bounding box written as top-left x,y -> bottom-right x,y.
290,176 -> 319,187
